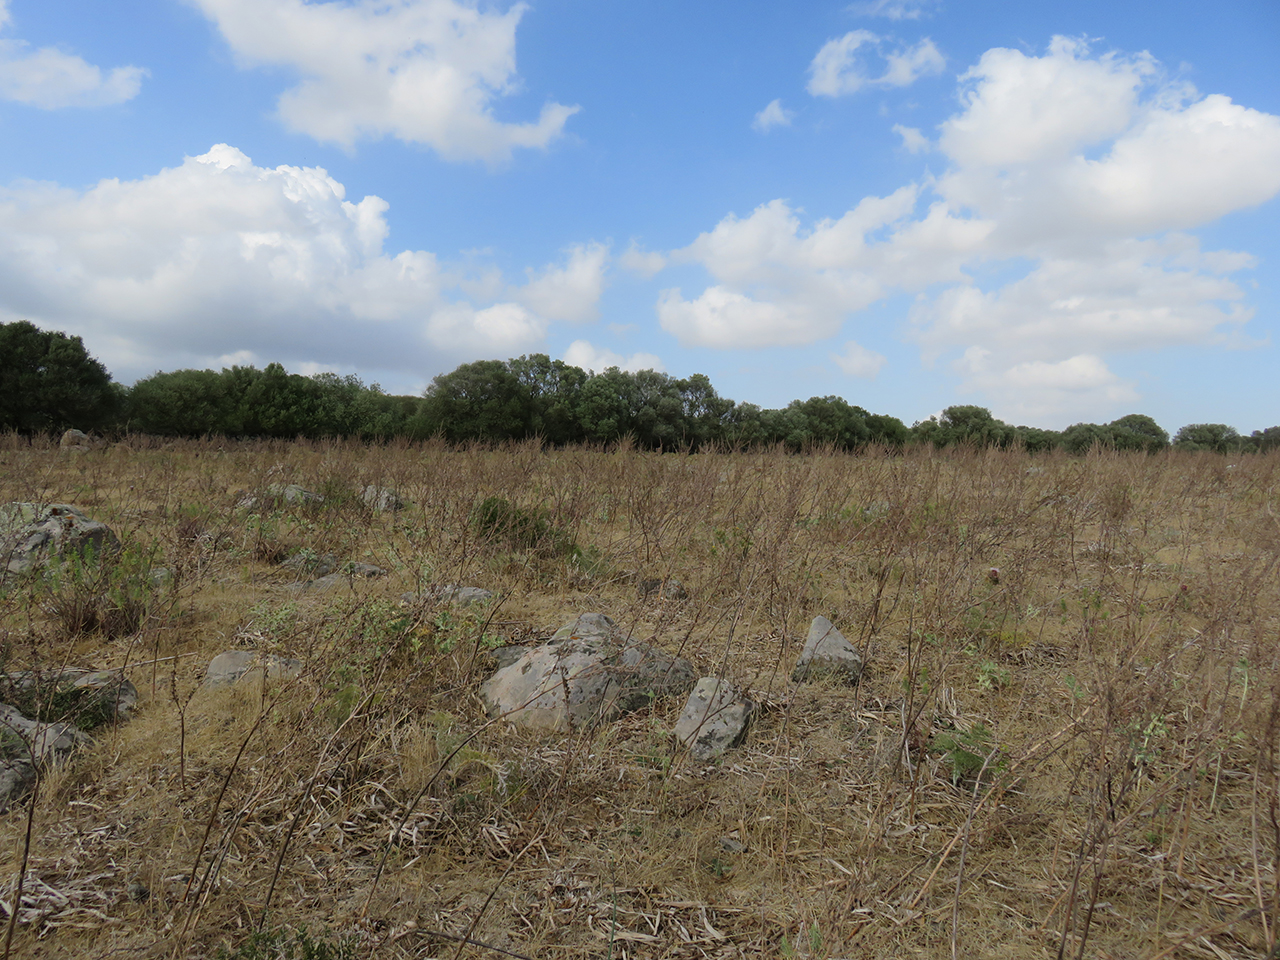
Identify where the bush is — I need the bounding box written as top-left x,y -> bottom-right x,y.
471,496 -> 576,557
38,541 -> 161,639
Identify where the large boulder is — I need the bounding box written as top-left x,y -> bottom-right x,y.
791,616 -> 864,686
0,503 -> 118,584
480,613 -> 697,733
675,677 -> 754,761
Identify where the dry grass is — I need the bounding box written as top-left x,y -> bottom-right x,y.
0,434 -> 1277,959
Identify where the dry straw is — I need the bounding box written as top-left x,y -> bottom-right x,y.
0,433 -> 1276,958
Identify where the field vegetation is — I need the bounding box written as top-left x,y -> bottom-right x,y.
1,435 -> 1278,960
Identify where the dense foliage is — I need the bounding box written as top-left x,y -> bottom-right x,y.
3,320 -> 1276,452
0,320 -> 120,433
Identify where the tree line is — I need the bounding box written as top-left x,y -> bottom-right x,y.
2,319 -> 1277,453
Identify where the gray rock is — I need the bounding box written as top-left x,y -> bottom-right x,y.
490,646 -> 527,670
238,483 -> 322,510
403,584 -> 495,607
3,668 -> 139,725
282,552 -> 340,578
362,485 -> 404,512
675,677 -> 754,760
0,502 -> 119,584
481,613 -> 697,733
791,616 -> 864,686
0,702 -> 92,810
203,651 -> 303,688
285,561 -> 386,593
638,578 -> 688,601
59,429 -> 92,451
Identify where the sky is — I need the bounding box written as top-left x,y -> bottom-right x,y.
1,0 -> 1278,432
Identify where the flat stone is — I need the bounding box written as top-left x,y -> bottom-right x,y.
203,651 -> 303,688
791,616 -> 863,686
481,613 -> 697,733
675,677 -> 754,760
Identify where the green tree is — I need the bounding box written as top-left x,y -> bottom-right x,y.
917,406 -> 1016,448
1109,414 -> 1170,452
1015,426 -> 1062,453
1249,426 -> 1280,452
1173,423 -> 1243,454
127,369 -> 242,436
417,359 -> 530,441
0,320 -> 118,433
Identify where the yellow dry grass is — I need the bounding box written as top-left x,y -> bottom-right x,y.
0,434 -> 1277,960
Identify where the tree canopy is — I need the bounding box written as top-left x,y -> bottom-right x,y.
0,320 -> 119,434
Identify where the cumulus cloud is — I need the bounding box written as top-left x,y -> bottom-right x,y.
753,98 -> 794,132
563,339 -> 663,374
807,32 -> 943,97
0,144 -> 572,388
831,341 -> 887,378
0,1 -> 146,108
659,189 -> 987,348
191,0 -> 578,162
665,36 -> 1280,421
517,242 -> 609,323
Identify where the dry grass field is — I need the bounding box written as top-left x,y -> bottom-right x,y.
1,435 -> 1278,960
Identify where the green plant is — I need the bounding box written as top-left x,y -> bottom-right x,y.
975,659 -> 1011,691
214,925 -> 357,960
471,495 -> 576,557
38,541 -> 160,638
932,724 -> 1005,788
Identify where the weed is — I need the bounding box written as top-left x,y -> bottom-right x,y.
471,495 -> 576,557
931,724 -> 1005,788
214,925 -> 357,960
38,541 -> 160,638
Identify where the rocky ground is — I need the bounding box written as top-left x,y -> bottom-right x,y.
0,435 -> 1277,960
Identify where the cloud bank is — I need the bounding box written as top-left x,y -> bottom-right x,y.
662,37 -> 1280,421
0,145 -> 605,387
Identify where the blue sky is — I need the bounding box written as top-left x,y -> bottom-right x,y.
1,0 -> 1278,432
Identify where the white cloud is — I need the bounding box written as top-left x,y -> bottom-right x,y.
0,144 -> 562,387
831,341 -> 887,378
0,3 -> 146,108
848,0 -> 938,19
666,36 -> 1280,421
807,31 -> 943,97
618,242 -> 666,278
880,38 -> 944,87
659,188 -> 986,348
893,123 -> 929,153
191,0 -> 578,162
753,98 -> 794,132
517,242 -> 609,323
563,339 -> 663,374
